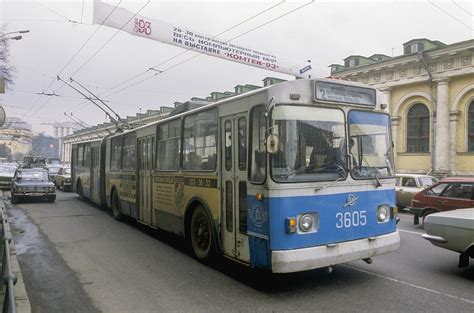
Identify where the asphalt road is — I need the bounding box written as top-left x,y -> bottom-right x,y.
5,191 -> 474,313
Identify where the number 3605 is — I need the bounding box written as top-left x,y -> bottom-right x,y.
336,210 -> 367,228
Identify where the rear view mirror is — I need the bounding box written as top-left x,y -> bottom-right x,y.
266,134 -> 279,154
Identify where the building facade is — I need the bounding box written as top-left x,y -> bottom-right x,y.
330,38 -> 474,176
0,117 -> 33,161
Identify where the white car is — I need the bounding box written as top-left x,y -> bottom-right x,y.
422,208 -> 474,268
395,174 -> 438,208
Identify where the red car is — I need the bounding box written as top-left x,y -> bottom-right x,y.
409,177 -> 474,225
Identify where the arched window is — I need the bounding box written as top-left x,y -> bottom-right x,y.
407,103 -> 429,153
469,101 -> 474,152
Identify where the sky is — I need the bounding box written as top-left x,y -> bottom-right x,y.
0,0 -> 473,136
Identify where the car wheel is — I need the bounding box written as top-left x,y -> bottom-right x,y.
48,195 -> 56,203
11,195 -> 19,204
189,205 -> 216,263
111,190 -> 123,221
422,209 -> 437,225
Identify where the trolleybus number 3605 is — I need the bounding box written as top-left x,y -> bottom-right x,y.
335,210 -> 367,228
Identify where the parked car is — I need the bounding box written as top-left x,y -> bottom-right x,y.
10,168 -> 56,203
408,177 -> 474,225
54,167 -> 71,191
422,208 -> 474,268
396,174 -> 438,208
0,165 -> 17,189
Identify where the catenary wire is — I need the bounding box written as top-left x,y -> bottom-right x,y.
69,0 -> 314,115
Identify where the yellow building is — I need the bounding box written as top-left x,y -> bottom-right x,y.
331,38 -> 474,176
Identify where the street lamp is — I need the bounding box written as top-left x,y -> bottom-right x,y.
0,30 -> 29,39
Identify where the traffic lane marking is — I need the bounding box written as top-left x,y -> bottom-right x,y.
398,228 -> 424,235
341,264 -> 474,305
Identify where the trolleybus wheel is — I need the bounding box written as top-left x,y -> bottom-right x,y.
189,205 -> 215,262
111,190 -> 123,221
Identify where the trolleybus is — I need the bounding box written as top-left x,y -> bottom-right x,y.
71,78 -> 400,273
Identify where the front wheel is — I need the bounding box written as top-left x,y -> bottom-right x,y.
111,190 -> 123,221
47,195 -> 56,203
189,205 -> 216,262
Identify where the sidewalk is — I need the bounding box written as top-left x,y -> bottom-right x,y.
0,191 -> 31,313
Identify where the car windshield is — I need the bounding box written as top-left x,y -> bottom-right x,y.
65,168 -> 71,175
271,105 -> 346,182
0,167 -> 16,174
18,171 -> 49,182
48,167 -> 61,174
419,176 -> 438,187
348,111 -> 394,179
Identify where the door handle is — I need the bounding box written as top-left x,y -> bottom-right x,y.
437,200 -> 447,203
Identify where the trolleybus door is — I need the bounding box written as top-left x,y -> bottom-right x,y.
91,146 -> 100,203
221,114 -> 250,262
138,136 -> 154,225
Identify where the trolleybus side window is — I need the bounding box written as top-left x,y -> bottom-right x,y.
249,105 -> 266,183
84,144 -> 91,167
72,147 -> 78,167
157,119 -> 181,171
110,137 -> 121,171
238,117 -> 247,171
78,144 -> 84,167
122,133 -> 137,171
183,109 -> 217,171
224,121 -> 232,171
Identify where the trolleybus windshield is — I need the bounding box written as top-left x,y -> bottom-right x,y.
348,110 -> 394,180
271,105 -> 346,183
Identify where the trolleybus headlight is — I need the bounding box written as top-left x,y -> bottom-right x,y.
299,214 -> 314,232
377,205 -> 390,223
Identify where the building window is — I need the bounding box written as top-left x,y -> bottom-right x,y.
469,101 -> 474,151
407,103 -> 430,153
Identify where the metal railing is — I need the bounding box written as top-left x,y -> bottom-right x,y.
0,202 -> 16,313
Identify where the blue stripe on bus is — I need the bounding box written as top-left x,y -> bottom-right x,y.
246,188 -> 396,267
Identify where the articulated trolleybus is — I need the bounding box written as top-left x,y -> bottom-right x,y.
72,78 -> 400,273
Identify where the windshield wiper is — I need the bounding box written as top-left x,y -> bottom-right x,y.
360,154 -> 382,188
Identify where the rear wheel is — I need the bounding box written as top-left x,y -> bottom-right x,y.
189,205 -> 215,262
111,190 -> 123,221
47,195 -> 56,203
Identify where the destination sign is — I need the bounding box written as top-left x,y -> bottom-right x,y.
315,81 -> 376,106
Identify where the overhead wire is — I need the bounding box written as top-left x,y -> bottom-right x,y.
92,0 -> 315,103
427,0 -> 473,30
27,0 -> 125,117
69,0 -> 314,115
69,0 -> 151,77
450,0 -> 473,16
103,0 -> 287,94
32,0 -> 81,24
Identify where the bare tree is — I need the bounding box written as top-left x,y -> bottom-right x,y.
0,25 -> 16,88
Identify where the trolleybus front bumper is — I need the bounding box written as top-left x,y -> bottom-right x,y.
271,231 -> 400,273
